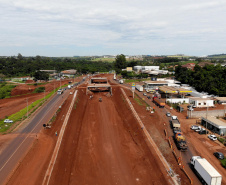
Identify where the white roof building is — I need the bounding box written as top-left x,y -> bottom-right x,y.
189,97 -> 214,107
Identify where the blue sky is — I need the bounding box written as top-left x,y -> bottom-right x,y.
0,0 -> 226,57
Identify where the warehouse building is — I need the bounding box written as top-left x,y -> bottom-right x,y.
215,97 -> 226,105
202,116 -> 226,136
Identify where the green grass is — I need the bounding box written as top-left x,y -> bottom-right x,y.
0,83 -> 16,99
220,158 -> 226,168
0,87 -> 60,133
33,87 -> 45,93
124,78 -> 151,83
91,58 -> 115,63
134,94 -> 149,107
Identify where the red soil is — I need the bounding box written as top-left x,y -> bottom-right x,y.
7,84 -> 173,185
5,74 -> 226,185
0,78 -> 82,120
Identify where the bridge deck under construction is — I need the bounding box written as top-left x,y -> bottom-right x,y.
87,83 -> 112,94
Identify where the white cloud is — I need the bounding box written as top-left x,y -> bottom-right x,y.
0,0 -> 226,56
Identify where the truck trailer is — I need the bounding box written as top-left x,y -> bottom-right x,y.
190,156 -> 222,185
135,85 -> 143,92
153,97 -> 165,108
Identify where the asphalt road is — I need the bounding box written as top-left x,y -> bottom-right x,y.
0,79 -> 85,185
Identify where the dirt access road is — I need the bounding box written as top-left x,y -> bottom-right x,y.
7,83 -> 173,185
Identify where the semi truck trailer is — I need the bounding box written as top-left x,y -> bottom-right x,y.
135,85 -> 143,92
190,156 -> 222,185
153,97 -> 165,108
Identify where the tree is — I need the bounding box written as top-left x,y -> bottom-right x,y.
33,71 -> 49,81
114,54 -> 127,73
17,53 -> 23,60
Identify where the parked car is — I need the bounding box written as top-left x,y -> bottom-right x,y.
192,105 -> 197,108
199,130 -> 209,135
4,119 -> 13,123
194,126 -> 203,132
166,112 -> 171,117
214,152 -> 224,159
143,93 -> 147,96
190,125 -> 199,130
147,96 -> 151,99
208,135 -> 217,141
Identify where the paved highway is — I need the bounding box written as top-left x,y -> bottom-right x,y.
0,79 -> 85,185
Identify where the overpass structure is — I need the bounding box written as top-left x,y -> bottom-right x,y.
87,77 -> 112,95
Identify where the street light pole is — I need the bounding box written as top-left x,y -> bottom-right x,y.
27,98 -> 28,118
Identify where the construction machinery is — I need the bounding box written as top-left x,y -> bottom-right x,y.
174,132 -> 188,151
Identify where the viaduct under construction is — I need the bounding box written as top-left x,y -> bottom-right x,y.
87,77 -> 112,95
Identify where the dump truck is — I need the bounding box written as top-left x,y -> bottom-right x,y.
135,85 -> 143,92
174,132 -> 188,151
171,116 -> 181,133
171,116 -> 180,127
190,156 -> 222,185
153,97 -> 165,108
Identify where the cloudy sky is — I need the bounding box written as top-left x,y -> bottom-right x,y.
0,0 -> 226,56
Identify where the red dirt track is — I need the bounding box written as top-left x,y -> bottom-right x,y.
7,83 -> 173,185
49,86 -> 171,185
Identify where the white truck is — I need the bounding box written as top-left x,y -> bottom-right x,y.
114,74 -> 116,80
135,85 -> 143,92
190,156 -> 222,185
119,79 -> 124,84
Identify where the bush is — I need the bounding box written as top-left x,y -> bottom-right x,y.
220,159 -> 226,168
0,84 -> 16,99
33,87 -> 45,93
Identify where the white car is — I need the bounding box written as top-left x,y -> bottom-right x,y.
195,126 -> 205,132
190,125 -> 199,130
208,135 -> 217,141
143,93 -> 147,96
4,119 -> 13,123
166,112 -> 171,117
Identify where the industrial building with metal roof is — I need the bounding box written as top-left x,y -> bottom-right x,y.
202,116 -> 226,135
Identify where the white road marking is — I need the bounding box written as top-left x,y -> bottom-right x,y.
42,90 -> 78,185
0,94 -> 65,172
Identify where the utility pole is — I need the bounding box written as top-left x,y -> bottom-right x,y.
206,103 -> 208,135
26,98 -> 28,118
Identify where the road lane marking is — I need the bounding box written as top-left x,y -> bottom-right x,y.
42,90 -> 78,185
0,93 -> 66,172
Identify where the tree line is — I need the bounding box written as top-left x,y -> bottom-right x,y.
175,64 -> 226,96
0,54 -> 114,77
